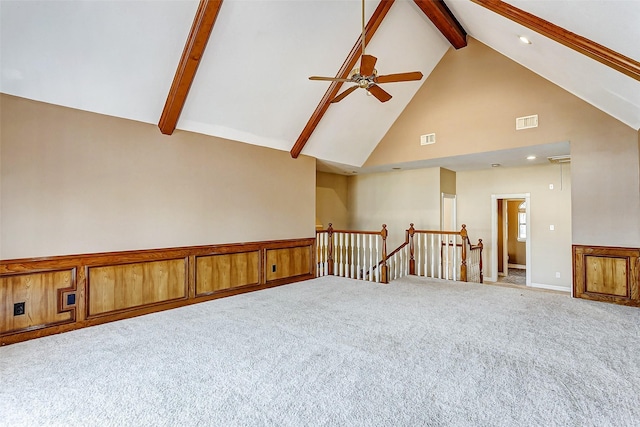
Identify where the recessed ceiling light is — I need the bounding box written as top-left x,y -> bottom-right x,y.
526,155 -> 536,160
491,163 -> 501,168
519,36 -> 532,44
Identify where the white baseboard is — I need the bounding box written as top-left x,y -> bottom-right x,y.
530,282 -> 570,293
508,263 -> 526,269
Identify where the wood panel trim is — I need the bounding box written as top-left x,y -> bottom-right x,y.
194,250 -> 260,297
1,237 -> 315,345
290,0 -> 395,159
471,0 -> 640,82
265,244 -> 315,283
85,257 -> 190,319
0,238 -> 315,268
158,0 -> 224,135
57,267 -> 78,316
573,245 -> 640,307
413,0 -> 467,49
1,268 -> 77,336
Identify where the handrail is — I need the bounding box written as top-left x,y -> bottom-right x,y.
317,223 -> 483,284
316,223 -> 389,283
365,234 -> 409,280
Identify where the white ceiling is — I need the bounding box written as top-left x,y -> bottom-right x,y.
1,0 -> 638,171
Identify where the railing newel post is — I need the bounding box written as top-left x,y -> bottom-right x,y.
327,223 -> 334,276
380,224 -> 388,284
408,223 -> 416,275
460,224 -> 468,282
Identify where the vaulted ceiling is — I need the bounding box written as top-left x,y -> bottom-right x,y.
1,0 -> 638,169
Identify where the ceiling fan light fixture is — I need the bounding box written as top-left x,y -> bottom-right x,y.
307,0 -> 422,104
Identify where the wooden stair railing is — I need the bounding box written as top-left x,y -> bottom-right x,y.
316,223 -> 483,284
467,238 -> 484,283
316,224 -> 389,283
405,224 -> 483,283
379,224 -> 484,283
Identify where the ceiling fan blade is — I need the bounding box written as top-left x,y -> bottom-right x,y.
360,54 -> 377,76
367,84 -> 392,103
331,86 -> 358,103
309,76 -> 352,82
376,71 -> 423,84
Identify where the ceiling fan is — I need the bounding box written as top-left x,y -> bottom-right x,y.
309,0 -> 423,103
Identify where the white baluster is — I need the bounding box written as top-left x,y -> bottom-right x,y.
340,233 -> 345,277
435,234 -> 439,279
404,246 -> 408,277
416,234 -> 421,276
375,237 -> 380,283
350,234 -> 355,279
355,234 -> 360,279
336,233 -> 340,277
322,233 -> 327,276
368,234 -> 375,282
424,234 -> 428,277
321,234 -> 325,276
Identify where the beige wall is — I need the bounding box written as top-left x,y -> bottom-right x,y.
457,164 -> 572,288
0,121 -> 2,258
1,94 -> 316,259
316,171 -> 349,230
338,162 -> 572,288
347,167 -> 442,250
571,126 -> 640,247
366,37 -> 639,249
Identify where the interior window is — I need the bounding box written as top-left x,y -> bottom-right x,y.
518,201 -> 526,241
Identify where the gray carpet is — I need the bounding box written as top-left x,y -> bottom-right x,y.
1,276 -> 639,426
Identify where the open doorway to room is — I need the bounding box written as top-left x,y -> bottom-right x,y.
441,193 -> 457,279
441,193 -> 457,231
491,193 -> 531,286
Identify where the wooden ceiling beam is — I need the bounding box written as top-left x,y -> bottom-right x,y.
158,0 -> 223,135
472,0 -> 640,82
413,0 -> 467,49
290,0 -> 395,159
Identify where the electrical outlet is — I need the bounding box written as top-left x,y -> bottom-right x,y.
14,302 -> 25,316
555,272 -> 561,278
272,265 -> 276,273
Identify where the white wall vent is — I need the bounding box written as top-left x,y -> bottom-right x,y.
548,155 -> 571,164
516,114 -> 538,130
420,133 -> 436,146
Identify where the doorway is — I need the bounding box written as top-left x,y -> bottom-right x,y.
441,193 -> 457,279
491,193 -> 531,286
441,193 -> 456,231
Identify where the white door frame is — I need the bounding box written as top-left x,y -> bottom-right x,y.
490,193 -> 531,285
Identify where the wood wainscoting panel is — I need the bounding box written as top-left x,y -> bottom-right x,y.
0,269 -> 75,335
585,256 -> 628,297
266,245 -> 313,282
1,237 -> 314,345
573,245 -> 640,306
195,251 -> 260,295
88,259 -> 187,317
